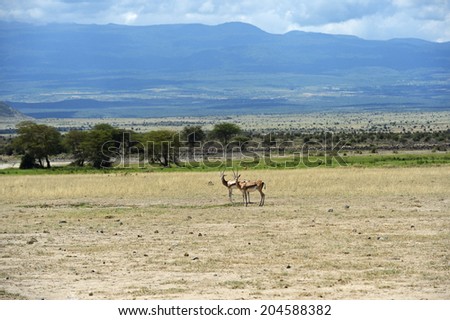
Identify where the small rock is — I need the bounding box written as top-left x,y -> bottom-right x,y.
59,220 -> 67,224
89,292 -> 93,297
137,235 -> 143,238
27,237 -> 38,245
328,208 -> 334,213
192,256 -> 199,260
184,252 -> 189,257
286,265 -> 292,269
344,205 -> 350,209
154,230 -> 159,234
198,233 -> 203,237
187,216 -> 192,220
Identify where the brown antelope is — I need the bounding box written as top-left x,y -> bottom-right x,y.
220,170 -> 250,203
234,171 -> 266,206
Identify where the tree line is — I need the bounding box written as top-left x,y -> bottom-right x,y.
1,121 -> 449,169
5,121 -> 242,169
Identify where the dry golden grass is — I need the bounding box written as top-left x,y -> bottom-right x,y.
1,167 -> 448,202
0,167 -> 449,299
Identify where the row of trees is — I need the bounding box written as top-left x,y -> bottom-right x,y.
10,121 -> 243,169
5,121 -> 449,169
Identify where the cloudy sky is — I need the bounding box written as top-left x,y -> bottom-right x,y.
0,0 -> 449,42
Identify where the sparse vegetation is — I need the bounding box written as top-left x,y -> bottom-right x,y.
1,113 -> 449,171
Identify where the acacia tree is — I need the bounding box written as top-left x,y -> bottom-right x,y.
13,121 -> 62,168
140,130 -> 180,167
63,124 -> 135,169
81,124 -> 123,168
63,130 -> 89,166
181,125 -> 205,160
210,123 -> 241,145
181,125 -> 205,148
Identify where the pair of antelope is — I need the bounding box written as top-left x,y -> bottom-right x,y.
220,169 -> 265,206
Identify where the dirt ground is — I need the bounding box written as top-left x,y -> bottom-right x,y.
0,167 -> 449,299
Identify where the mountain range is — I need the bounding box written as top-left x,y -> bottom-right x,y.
0,101 -> 29,119
1,21 -> 449,118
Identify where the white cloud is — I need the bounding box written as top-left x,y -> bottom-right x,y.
122,11 -> 138,24
0,0 -> 449,41
298,3 -> 450,42
198,1 -> 215,14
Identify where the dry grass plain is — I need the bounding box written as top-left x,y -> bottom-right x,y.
0,166 -> 449,300
3,111 -> 450,135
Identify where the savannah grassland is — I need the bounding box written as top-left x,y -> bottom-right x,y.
2,111 -> 450,134
1,166 -> 449,300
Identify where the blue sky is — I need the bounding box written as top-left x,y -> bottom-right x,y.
0,0 -> 449,42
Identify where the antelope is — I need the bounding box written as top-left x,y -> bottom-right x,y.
220,170 -> 250,203
234,171 -> 266,206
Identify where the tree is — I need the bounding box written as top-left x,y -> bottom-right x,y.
81,124 -> 122,168
64,124 -> 138,169
232,134 -> 252,152
141,130 -> 180,167
181,125 -> 205,161
63,130 -> 89,166
181,125 -> 205,148
210,123 -> 241,145
13,121 -> 62,168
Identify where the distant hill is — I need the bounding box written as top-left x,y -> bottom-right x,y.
1,21 -> 448,74
1,22 -> 449,117
0,101 -> 30,119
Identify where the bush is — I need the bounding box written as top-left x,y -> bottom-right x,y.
19,153 -> 40,169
